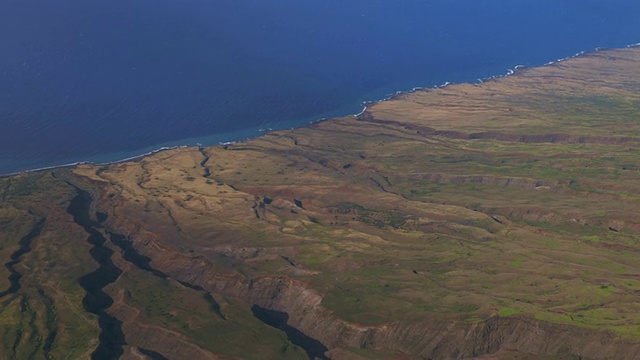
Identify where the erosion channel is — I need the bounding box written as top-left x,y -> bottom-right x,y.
66,186 -> 125,359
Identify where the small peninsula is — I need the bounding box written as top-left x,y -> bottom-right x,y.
2,47 -> 640,359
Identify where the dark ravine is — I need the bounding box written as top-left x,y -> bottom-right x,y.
251,305 -> 329,360
107,231 -> 169,279
177,280 -> 226,320
38,287 -> 58,357
96,211 -> 109,223
112,234 -> 336,358
106,230 -> 226,321
67,186 -> 125,360
0,218 -> 45,298
198,147 -> 212,178
13,297 -> 28,353
138,347 -> 170,360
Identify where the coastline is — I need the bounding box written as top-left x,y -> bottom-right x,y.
4,42 -> 639,179
355,42 -> 639,124
0,146 -> 189,179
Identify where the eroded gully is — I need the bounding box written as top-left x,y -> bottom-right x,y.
66,187 -> 125,360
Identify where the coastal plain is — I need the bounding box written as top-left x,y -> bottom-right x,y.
2,48 -> 640,359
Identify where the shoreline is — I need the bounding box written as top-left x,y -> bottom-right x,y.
3,42 -> 639,180
0,146 -> 189,179
353,42 -> 640,121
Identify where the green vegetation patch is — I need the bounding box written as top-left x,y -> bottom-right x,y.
498,308 -> 522,317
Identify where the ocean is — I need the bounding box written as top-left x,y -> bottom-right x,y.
2,0 -> 640,175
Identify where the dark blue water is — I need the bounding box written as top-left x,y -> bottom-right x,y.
2,0 -> 640,175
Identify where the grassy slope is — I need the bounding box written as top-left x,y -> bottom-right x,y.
0,173 -> 99,359
153,49 -> 640,336
0,172 -> 307,358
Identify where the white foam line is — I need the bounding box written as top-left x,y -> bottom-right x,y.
114,146 -> 180,163
355,40 -> 640,118
540,41 -> 640,68
355,106 -> 368,117
0,161 -> 88,177
2,145 -> 191,177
